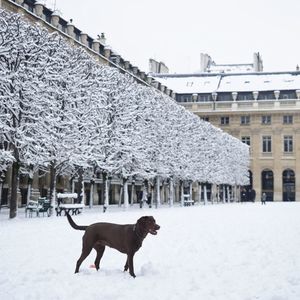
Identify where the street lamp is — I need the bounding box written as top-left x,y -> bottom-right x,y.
212,92 -> 218,110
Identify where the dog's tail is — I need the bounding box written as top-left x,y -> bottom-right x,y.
66,211 -> 87,231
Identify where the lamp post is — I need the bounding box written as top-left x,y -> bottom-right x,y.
274,90 -> 280,100
252,91 -> 259,101
192,93 -> 198,102
212,92 -> 218,110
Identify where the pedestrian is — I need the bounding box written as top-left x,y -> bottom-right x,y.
138,190 -> 143,208
250,189 -> 256,202
261,192 -> 266,205
241,188 -> 246,202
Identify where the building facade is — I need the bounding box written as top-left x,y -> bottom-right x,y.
153,71 -> 300,202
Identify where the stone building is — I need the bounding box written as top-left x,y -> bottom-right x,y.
152,69 -> 300,202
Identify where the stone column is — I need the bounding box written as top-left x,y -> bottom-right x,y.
251,128 -> 261,200
294,129 -> 300,201
273,128 -> 282,201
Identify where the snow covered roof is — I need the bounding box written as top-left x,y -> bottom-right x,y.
208,63 -> 254,74
152,72 -> 300,94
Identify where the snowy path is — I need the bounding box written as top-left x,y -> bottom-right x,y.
1,203 -> 300,300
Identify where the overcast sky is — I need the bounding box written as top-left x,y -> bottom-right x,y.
45,0 -> 300,74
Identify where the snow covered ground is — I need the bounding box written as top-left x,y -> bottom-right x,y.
1,202 -> 300,300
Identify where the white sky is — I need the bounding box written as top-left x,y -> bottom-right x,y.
45,0 -> 300,74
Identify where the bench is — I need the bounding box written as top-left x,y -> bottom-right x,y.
184,199 -> 195,206
183,194 -> 194,206
25,198 -> 52,217
55,204 -> 84,216
25,200 -> 39,217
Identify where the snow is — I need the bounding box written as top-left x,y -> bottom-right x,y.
1,202 -> 300,300
153,72 -> 300,94
57,193 -> 78,199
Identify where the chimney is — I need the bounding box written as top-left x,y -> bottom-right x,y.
253,52 -> 263,72
34,1 -> 44,17
80,33 -> 88,45
51,11 -> 60,27
99,33 -> 106,45
92,39 -> 100,53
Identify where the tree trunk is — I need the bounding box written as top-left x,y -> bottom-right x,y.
9,161 -> 20,219
27,182 -> 32,205
227,186 -> 230,203
119,186 -> 123,207
198,183 -> 202,204
169,177 -> 174,207
89,180 -> 94,209
156,176 -> 161,208
49,162 -> 57,210
123,177 -> 129,209
102,172 -> 109,212
180,180 -> 184,206
130,180 -> 135,206
204,185 -> 208,205
234,185 -> 238,202
77,167 -> 84,204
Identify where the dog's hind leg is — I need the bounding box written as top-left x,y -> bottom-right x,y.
75,239 -> 93,273
94,244 -> 105,271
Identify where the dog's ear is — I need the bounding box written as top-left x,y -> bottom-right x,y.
137,216 -> 148,223
138,216 -> 153,222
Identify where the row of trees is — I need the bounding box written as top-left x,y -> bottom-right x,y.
0,9 -> 249,218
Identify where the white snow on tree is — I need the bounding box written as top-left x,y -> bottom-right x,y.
0,9 -> 250,217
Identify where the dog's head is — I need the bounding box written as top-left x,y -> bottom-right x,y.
137,216 -> 160,235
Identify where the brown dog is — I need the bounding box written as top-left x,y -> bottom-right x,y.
66,212 -> 160,278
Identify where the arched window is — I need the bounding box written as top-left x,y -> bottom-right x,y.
261,169 -> 274,201
282,169 -> 295,201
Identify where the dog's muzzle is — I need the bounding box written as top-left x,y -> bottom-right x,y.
149,224 -> 160,235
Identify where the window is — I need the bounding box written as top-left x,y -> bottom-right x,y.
283,115 -> 293,124
237,92 -> 253,101
218,93 -> 232,101
262,136 -> 272,152
262,115 -> 271,125
241,136 -> 251,146
284,136 -> 293,152
241,115 -> 250,125
220,116 -> 229,125
279,90 -> 297,100
198,94 -> 211,102
258,92 -> 274,100
176,94 -> 192,102
202,116 -> 209,122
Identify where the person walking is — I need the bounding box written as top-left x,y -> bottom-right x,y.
261,192 -> 267,205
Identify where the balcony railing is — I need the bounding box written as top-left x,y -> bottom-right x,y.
180,99 -> 300,112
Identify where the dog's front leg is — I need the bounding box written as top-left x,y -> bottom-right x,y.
127,253 -> 136,278
124,257 -> 129,272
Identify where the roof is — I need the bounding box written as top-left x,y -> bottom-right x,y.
152,71 -> 300,94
